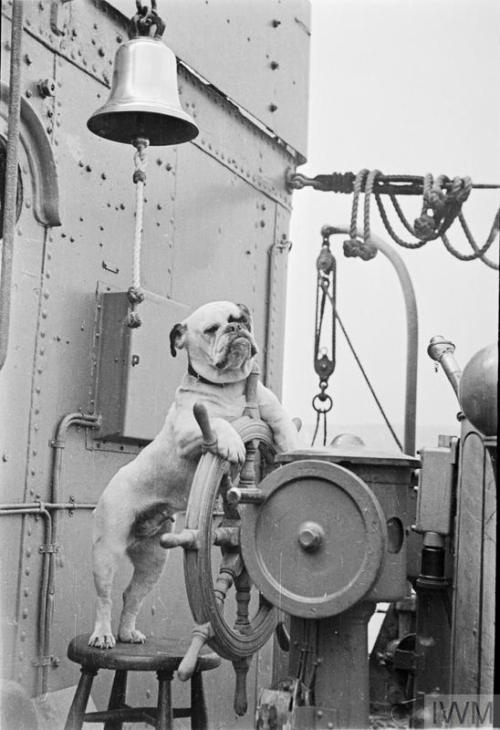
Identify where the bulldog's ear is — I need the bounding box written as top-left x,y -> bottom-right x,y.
236,303 -> 253,331
169,322 -> 187,357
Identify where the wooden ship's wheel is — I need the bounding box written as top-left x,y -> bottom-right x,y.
160,368 -> 280,714
160,367 -> 391,718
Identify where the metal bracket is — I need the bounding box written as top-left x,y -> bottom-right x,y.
39,544 -> 59,554
50,0 -> 74,36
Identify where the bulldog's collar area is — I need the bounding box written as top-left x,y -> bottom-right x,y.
187,360 -> 226,387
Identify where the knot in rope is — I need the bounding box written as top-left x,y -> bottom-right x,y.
413,174 -> 473,242
133,169 -> 147,184
343,237 -> 377,261
413,213 -> 436,241
127,286 -> 145,305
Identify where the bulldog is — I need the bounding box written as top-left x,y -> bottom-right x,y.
89,300 -> 300,648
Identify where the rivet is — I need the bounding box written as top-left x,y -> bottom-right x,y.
269,103 -> 278,112
98,47 -> 105,57
270,61 -> 279,70
116,34 -> 123,43
101,172 -> 106,180
22,607 -> 28,617
26,548 -> 32,558
42,310 -> 48,318
119,203 -> 125,210
24,568 -> 30,577
25,90 -> 32,98
24,53 -> 33,65
85,165 -> 92,172
23,589 -> 29,597
25,200 -> 31,208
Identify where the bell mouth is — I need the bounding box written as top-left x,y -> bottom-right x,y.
87,109 -> 199,146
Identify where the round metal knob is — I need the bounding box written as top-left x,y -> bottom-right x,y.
297,521 -> 325,552
459,342 -> 498,437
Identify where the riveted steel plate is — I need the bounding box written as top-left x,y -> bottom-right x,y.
104,0 -> 310,157
240,460 -> 387,618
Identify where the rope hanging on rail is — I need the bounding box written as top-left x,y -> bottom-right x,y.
126,137 -> 149,328
287,169 -> 499,270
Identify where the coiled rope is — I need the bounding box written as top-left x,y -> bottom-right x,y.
348,169 -> 498,269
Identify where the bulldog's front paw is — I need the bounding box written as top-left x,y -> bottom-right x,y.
88,629 -> 116,649
212,419 -> 246,464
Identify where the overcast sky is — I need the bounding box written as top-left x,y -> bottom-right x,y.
282,0 -> 499,451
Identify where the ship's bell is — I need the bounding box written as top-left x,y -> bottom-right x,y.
87,37 -> 199,146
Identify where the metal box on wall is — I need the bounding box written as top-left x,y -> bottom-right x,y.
94,291 -> 190,442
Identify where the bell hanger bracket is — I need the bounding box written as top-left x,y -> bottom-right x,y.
129,0 -> 166,40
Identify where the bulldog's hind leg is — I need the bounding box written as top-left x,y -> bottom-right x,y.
118,534 -> 169,643
89,532 -> 125,648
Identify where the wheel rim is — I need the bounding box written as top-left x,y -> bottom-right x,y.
183,416 -> 278,659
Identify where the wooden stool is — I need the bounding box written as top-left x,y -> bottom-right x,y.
64,634 -> 221,730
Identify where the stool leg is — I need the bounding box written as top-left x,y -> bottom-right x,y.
156,670 -> 173,730
190,672 -> 208,730
64,668 -> 97,730
104,670 -> 128,730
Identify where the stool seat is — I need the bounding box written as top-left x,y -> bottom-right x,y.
68,634 -> 220,673
64,634 -> 221,730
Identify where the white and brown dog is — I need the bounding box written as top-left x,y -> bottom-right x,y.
89,300 -> 300,648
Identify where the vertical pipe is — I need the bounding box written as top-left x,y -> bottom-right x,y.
0,0 -> 24,371
328,226 -> 418,455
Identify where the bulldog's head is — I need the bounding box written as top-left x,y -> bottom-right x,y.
169,301 -> 258,384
